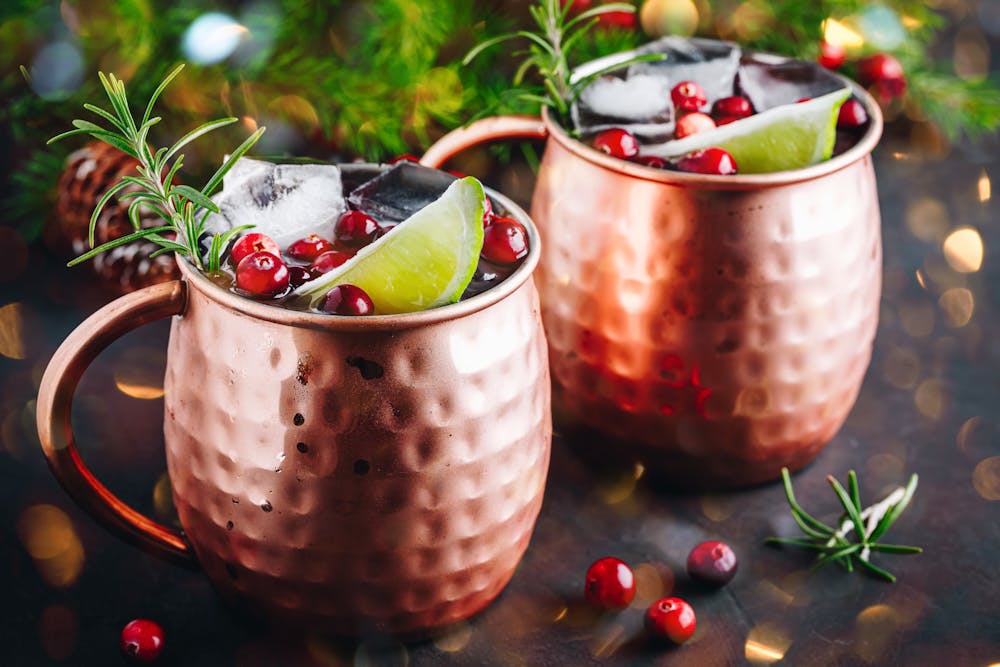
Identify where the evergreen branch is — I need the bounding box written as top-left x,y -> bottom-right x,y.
768,468 -> 920,582
53,68 -> 265,271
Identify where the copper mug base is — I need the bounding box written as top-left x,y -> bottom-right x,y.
36,166 -> 552,637
422,77 -> 882,489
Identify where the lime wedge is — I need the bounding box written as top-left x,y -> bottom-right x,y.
293,176 -> 486,314
642,88 -> 852,174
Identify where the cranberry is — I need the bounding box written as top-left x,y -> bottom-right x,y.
230,232 -> 280,266
584,557 -> 636,610
677,148 -> 738,176
335,211 -> 380,247
633,155 -> 667,169
236,251 -> 289,297
593,128 -> 640,159
857,53 -> 906,100
712,96 -> 753,120
321,284 -> 374,316
287,265 -> 313,289
482,217 -> 529,266
796,97 -> 812,103
671,81 -> 707,113
483,196 -> 495,227
675,112 -> 717,139
287,234 -> 335,262
388,154 -> 419,165
310,250 -> 354,275
686,540 -> 738,586
645,597 -> 696,644
818,40 -> 846,70
120,619 -> 165,663
716,116 -> 742,126
837,98 -> 869,129
598,10 -> 636,29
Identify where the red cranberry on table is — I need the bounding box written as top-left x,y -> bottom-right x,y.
711,96 -> 753,120
676,148 -> 738,176
310,249 -> 354,276
593,128 -> 640,159
584,557 -> 636,610
230,232 -> 280,266
675,112 -> 717,139
818,40 -> 846,70
120,619 -> 165,663
645,597 -> 696,644
482,217 -> 529,266
335,211 -> 380,247
598,10 -> 637,29
671,81 -> 707,113
837,98 -> 869,129
236,251 -> 290,297
287,234 -> 335,262
686,540 -> 738,586
321,284 -> 375,316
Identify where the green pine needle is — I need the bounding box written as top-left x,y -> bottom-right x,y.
767,468 -> 921,583
49,65 -> 266,272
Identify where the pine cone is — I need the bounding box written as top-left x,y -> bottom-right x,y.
53,142 -> 180,294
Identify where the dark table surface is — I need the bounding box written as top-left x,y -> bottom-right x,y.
2,126 -> 1000,667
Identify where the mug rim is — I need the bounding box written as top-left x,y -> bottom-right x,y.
178,164 -> 540,332
548,52 -> 884,190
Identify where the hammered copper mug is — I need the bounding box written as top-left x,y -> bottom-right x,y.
36,165 -> 551,636
422,79 -> 883,488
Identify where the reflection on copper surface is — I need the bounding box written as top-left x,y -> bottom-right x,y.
979,169 -> 991,203
113,347 -> 167,399
17,504 -> 85,588
753,579 -> 795,607
590,621 -> 627,659
972,457 -> 1000,501
942,228 -> 984,273
0,302 -> 27,360
906,197 -> 949,242
939,288 -> 975,327
745,623 -> 792,664
39,604 -> 78,661
914,379 -> 947,419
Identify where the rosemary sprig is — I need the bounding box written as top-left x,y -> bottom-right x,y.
767,468 -> 921,583
48,64 -> 266,272
463,0 -> 662,127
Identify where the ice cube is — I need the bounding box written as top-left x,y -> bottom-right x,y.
737,56 -> 847,112
571,73 -> 675,140
204,158 -> 346,248
628,37 -> 742,105
347,162 -> 457,224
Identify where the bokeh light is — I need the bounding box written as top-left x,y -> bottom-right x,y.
939,288 -> 974,327
182,13 -> 246,64
942,227 -> 984,273
745,623 -> 792,664
16,505 -> 85,588
906,197 -> 949,242
914,379 -> 947,420
858,5 -> 906,50
979,170 -> 992,202
855,604 -> 900,664
29,41 -> 84,100
0,303 -> 27,360
972,457 -> 1000,501
639,0 -> 699,37
113,347 -> 166,399
823,18 -> 865,49
38,604 -> 78,661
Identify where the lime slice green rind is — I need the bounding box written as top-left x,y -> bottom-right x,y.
292,176 -> 486,315
642,88 -> 852,174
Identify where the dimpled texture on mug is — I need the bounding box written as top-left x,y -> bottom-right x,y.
163,281 -> 551,635
532,140 -> 880,484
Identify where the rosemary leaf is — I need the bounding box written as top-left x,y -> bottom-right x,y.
828,474 -> 867,541
68,226 -> 175,266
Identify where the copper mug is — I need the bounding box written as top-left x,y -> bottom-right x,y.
36,165 -> 551,636
422,80 -> 883,488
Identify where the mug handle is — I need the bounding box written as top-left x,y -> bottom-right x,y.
36,279 -> 197,568
420,115 -> 549,169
